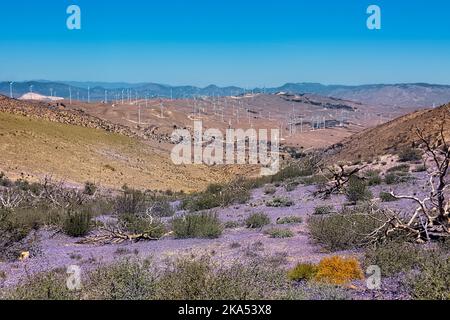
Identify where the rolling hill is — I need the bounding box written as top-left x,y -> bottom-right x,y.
0,96 -> 248,192
327,103 -> 450,163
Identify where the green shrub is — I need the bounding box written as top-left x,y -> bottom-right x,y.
365,241 -> 425,276
245,212 -> 270,228
277,216 -> 302,224
384,172 -> 412,185
62,206 -> 92,237
171,212 -> 222,239
399,148 -> 422,162
263,185 -> 277,195
149,199 -> 175,217
288,263 -> 318,281
308,207 -> 384,251
86,259 -> 156,300
264,227 -> 294,238
0,172 -> 12,187
379,192 -> 398,202
386,164 -> 410,173
284,180 -> 300,192
5,271 -> 77,300
182,179 -> 250,212
314,205 -> 333,215
118,211 -> 167,238
364,170 -> 382,186
224,221 -> 241,229
83,181 -> 97,196
266,197 -> 294,207
412,165 -> 427,172
115,188 -> 147,215
345,176 -> 372,203
410,251 -> 450,300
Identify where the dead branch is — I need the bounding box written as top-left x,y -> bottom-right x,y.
315,163 -> 367,199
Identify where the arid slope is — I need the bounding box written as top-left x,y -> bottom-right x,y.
327,103 -> 450,163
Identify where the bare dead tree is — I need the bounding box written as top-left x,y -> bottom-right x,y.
315,163 -> 367,199
29,176 -> 86,209
0,188 -> 25,209
78,207 -> 172,245
370,124 -> 450,243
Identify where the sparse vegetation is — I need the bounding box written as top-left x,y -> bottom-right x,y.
288,263 -> 318,282
266,196 -> 294,207
263,185 -> 276,195
62,206 -> 92,237
364,170 -> 382,186
345,176 -> 372,203
276,216 -> 302,224
398,148 -> 422,162
314,205 -> 333,215
264,227 -> 294,238
308,205 -> 384,251
245,212 -> 270,228
171,212 -> 222,239
379,191 -> 398,202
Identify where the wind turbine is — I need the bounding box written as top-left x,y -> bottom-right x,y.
87,86 -> 90,103
9,82 -> 14,98
50,88 -> 53,97
30,85 -> 34,99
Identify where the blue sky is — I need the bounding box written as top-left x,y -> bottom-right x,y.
1,0 -> 449,87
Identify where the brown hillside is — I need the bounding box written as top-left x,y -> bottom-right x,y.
327,103 -> 450,163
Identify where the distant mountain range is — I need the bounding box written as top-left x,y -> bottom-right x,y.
1,81 -> 450,108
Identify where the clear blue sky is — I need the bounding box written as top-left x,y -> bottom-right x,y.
1,0 -> 449,87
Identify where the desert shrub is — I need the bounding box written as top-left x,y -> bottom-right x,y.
288,263 -> 318,281
118,211 -> 167,238
86,259 -> 156,300
299,174 -> 328,186
245,212 -> 270,228
384,172 -> 412,185
0,172 -> 12,187
115,188 -> 147,215
345,176 -> 372,203
276,216 -> 302,224
282,282 -> 351,300
155,256 -> 212,299
5,271 -> 77,300
266,196 -> 294,207
386,164 -> 410,173
263,185 -> 276,195
62,206 -> 92,237
224,220 -> 241,229
315,256 -> 364,285
314,205 -> 333,215
308,206 -> 384,251
264,227 -> 294,238
412,164 -> 427,172
149,199 -> 175,217
410,251 -> 450,300
399,148 -> 422,162
379,191 -> 398,202
284,180 -> 300,192
364,170 -> 382,186
171,212 -> 222,239
155,256 -> 291,300
182,179 -> 250,212
365,241 -> 425,276
439,238 -> 450,251
83,181 -> 97,196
